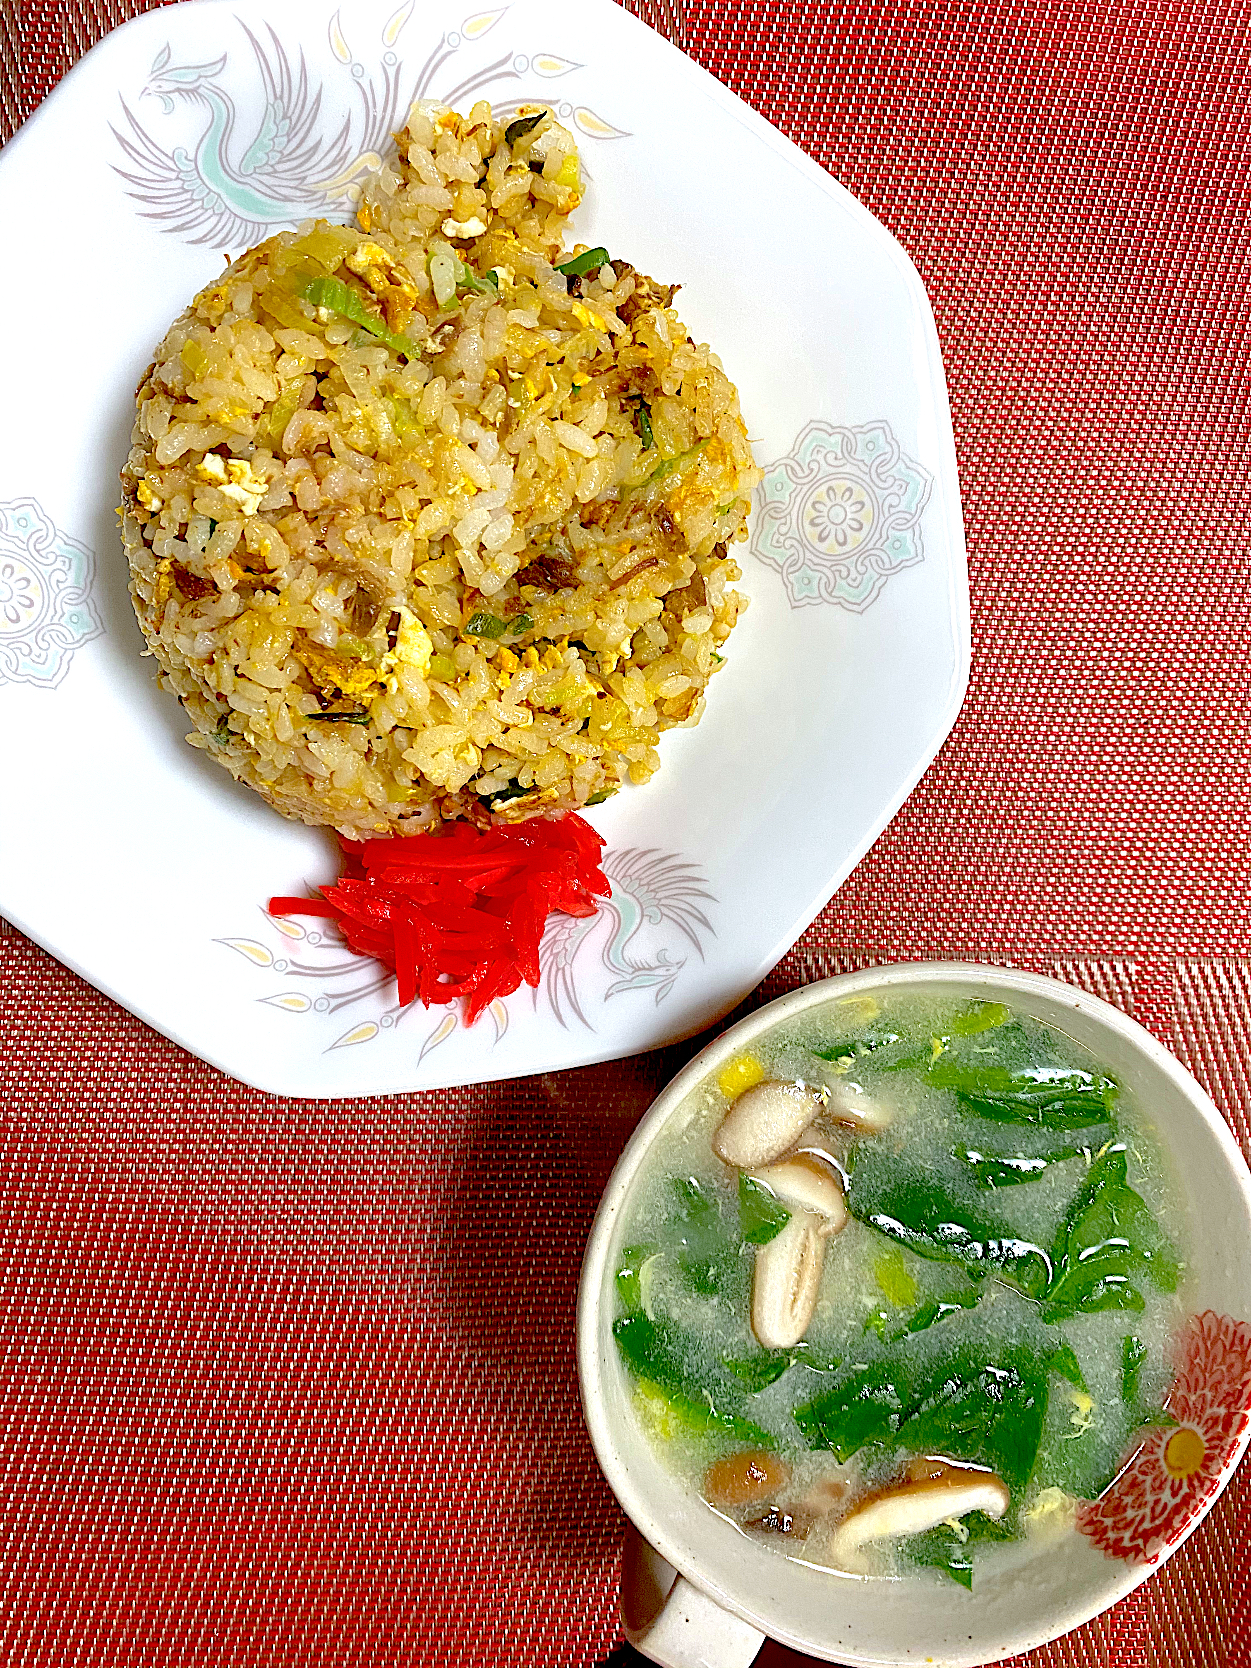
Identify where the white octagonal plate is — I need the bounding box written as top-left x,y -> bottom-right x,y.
0,0 -> 968,1096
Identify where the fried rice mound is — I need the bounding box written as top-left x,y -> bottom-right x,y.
119,100 -> 760,838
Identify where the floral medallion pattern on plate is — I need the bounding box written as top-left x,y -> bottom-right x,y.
0,499 -> 103,690
216,845 -> 715,1057
1076,1310 -> 1251,1564
111,6 -> 627,247
751,419 -> 933,612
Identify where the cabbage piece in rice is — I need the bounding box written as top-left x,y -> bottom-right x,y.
119,99 -> 760,839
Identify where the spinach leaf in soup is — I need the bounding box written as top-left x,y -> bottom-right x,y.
1122,1333 -> 1149,1404
893,1281 -> 984,1340
1032,1360 -> 1144,1503
1042,1143 -> 1178,1321
949,1002 -> 1013,1036
721,1350 -> 795,1392
1047,1340 -> 1089,1394
873,1007 -> 1028,1073
810,1031 -> 902,1069
894,1347 -> 1051,1495
954,1119 -> 1116,1188
874,1006 -> 1120,1129
669,1175 -> 743,1297
924,1059 -> 1119,1129
844,1146 -> 1054,1298
739,1173 -> 790,1245
613,1312 -> 773,1445
793,1360 -> 911,1461
795,1343 -> 1064,1495
906,1509 -> 1017,1590
723,1339 -> 844,1390
615,1244 -> 658,1315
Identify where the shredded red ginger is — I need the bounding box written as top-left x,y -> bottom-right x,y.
269,812 -> 610,1023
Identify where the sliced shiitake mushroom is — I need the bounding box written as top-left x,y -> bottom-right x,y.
713,1079 -> 822,1169
829,1467 -> 1010,1564
751,1208 -> 826,1350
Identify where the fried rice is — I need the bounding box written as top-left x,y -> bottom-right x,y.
119,100 -> 760,838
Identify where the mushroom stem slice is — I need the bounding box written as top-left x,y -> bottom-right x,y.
749,1156 -> 847,1234
751,1207 -> 826,1349
830,1472 -> 1011,1562
713,1079 -> 823,1169
823,1081 -> 893,1134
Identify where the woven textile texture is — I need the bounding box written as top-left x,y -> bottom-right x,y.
4,0 -> 1251,1664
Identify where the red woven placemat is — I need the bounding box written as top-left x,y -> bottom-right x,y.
4,2 -> 1251,1664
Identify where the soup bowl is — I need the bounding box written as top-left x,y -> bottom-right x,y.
576,963 -> 1251,1667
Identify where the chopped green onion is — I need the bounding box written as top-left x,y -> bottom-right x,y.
458,262 -> 499,296
477,781 -> 529,808
504,111 -> 547,146
257,383 -> 304,451
333,633 -> 370,661
643,438 -> 707,485
301,275 -> 421,360
555,246 -> 610,278
633,397 -> 654,449
306,711 -> 371,724
464,611 -> 534,640
585,786 -> 618,806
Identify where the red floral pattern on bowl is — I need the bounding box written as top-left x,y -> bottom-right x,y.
1077,1311 -> 1251,1564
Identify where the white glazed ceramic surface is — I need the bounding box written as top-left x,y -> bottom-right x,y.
0,0 -> 968,1095
577,965 -> 1251,1668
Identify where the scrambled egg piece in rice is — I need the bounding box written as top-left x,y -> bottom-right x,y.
119,100 -> 760,838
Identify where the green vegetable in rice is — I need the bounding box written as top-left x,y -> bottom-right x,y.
642,439 -> 707,485
556,245 -> 611,277
504,110 -> 547,146
300,274 -> 421,359
463,610 -> 533,640
633,397 -> 655,449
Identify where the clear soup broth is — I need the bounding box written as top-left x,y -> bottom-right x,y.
612,990 -> 1187,1587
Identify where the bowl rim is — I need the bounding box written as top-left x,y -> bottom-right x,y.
576,961 -> 1251,1666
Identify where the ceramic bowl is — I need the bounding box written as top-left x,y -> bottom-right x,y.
577,963 -> 1251,1668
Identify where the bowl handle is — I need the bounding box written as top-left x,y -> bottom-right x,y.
620,1522 -> 766,1667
